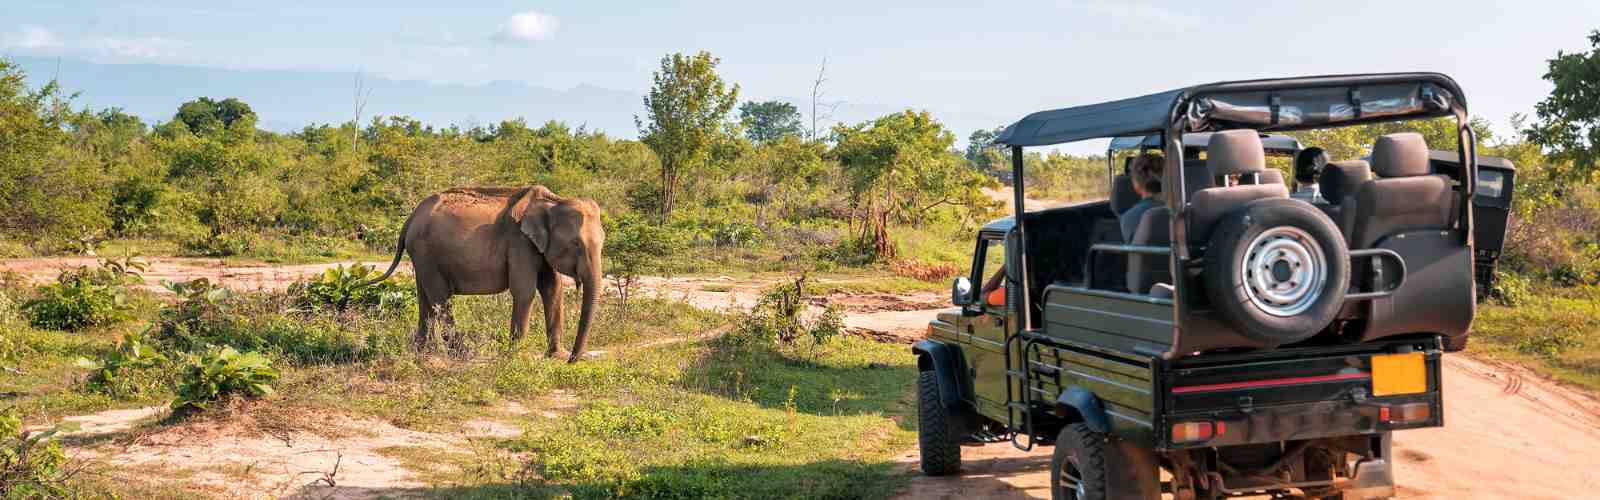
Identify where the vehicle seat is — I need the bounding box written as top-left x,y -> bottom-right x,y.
1186,130 -> 1289,246
1127,206 -> 1172,293
1242,169 -> 1285,186
1318,160 -> 1371,239
1349,133 -> 1453,249
1110,174 -> 1139,217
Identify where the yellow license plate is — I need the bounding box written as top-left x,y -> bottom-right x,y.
1371,352 -> 1426,396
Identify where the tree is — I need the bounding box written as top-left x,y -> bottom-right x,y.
174,97 -> 256,135
636,51 -> 741,217
832,110 -> 997,259
739,100 -> 804,143
965,127 -> 1007,171
1525,30 -> 1600,180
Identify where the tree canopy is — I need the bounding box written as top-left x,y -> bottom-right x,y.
739,100 -> 804,143
1525,29 -> 1600,180
636,51 -> 741,217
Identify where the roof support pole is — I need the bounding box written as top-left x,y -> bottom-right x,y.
1456,114 -> 1477,247
1010,146 -> 1032,333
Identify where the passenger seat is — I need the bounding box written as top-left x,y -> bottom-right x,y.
1348,133 -> 1453,249
1318,160 -> 1372,239
1185,130 -> 1290,246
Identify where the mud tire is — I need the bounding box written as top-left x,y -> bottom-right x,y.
917,370 -> 961,476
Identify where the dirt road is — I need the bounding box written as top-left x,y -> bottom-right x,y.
15,258 -> 1599,498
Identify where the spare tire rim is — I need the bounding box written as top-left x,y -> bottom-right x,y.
1241,226 -> 1326,317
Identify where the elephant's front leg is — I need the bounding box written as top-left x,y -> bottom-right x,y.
537,262 -> 565,358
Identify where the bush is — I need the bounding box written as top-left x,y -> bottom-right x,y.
20,258 -> 145,331
172,346 -> 279,412
730,274 -> 842,347
288,264 -> 412,314
0,409 -> 72,498
75,328 -> 169,398
605,214 -> 689,303
157,278 -> 236,351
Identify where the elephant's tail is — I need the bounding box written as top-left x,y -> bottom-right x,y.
363,216 -> 411,288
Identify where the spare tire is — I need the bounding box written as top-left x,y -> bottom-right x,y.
1204,198 -> 1349,344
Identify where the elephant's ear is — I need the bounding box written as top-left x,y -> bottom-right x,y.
513,192 -> 553,254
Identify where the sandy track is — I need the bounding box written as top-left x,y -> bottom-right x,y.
18,258 -> 1599,498
0,257 -> 409,293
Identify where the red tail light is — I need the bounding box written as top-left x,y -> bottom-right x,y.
1380,402 -> 1432,424
1171,421 -> 1225,443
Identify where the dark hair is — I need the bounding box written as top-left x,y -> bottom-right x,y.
1294,147 -> 1329,183
1130,153 -> 1164,195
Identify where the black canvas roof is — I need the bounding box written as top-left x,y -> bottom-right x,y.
995,73 -> 1467,147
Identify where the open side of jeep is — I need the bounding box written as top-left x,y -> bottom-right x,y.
914,73 -> 1513,500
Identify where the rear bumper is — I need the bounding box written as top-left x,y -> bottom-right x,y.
1160,392 -> 1440,450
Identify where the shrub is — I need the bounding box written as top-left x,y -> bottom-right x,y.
75,328 -> 169,398
605,214 -> 689,304
157,278 -> 236,351
0,409 -> 72,498
288,264 -> 412,314
20,258 -> 145,331
172,346 -> 279,412
731,274 -> 842,346
179,230 -> 260,257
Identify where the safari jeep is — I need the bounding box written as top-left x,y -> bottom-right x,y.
913,73 -> 1515,500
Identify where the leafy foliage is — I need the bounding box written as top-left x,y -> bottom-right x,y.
730,274 -> 843,346
603,214 -> 689,304
20,258 -> 145,331
738,100 -> 804,143
288,264 -> 412,314
172,346 -> 279,412
75,328 -> 169,398
1525,30 -> 1600,180
0,409 -> 71,499
637,51 -> 741,217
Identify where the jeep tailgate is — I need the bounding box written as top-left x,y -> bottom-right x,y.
1157,338 -> 1443,450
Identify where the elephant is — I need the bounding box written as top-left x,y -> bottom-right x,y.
366,185 -> 605,363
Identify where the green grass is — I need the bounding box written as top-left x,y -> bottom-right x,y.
1472,283 -> 1600,393
3,272 -> 919,499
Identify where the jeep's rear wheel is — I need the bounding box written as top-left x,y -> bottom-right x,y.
1052,423 -> 1107,500
1205,198 -> 1350,344
917,370 -> 961,475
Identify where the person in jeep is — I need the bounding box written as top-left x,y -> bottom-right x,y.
1118,152 -> 1165,242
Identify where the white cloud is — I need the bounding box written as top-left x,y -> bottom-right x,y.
1,25 -> 64,51
85,36 -> 187,60
491,10 -> 559,44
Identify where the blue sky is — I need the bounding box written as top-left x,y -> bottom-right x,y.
4,1 -> 1600,144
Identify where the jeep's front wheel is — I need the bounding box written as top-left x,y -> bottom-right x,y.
917,370 -> 961,475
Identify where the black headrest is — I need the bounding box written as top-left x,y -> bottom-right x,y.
1207,130 -> 1266,177
1294,147 -> 1329,183
1110,174 -> 1138,215
1371,133 -> 1430,177
1320,160 -> 1371,202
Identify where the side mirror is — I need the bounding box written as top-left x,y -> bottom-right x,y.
951,277 -> 974,307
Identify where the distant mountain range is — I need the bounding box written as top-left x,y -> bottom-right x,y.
11,55 -> 1013,142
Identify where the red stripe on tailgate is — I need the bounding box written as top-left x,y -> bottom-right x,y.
1172,372 -> 1370,394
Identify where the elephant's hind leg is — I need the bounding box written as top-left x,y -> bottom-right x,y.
414,284 -> 434,350
537,263 -> 566,358
509,272 -> 536,344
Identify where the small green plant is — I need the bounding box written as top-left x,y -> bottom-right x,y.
172,346 -> 279,412
1515,331 -> 1586,357
75,328 -> 168,398
289,264 -> 412,314
158,278 -> 235,351
20,258 -> 146,331
731,273 -> 842,346
0,409 -> 73,498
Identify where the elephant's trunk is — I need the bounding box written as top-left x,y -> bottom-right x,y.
567,266 -> 601,363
